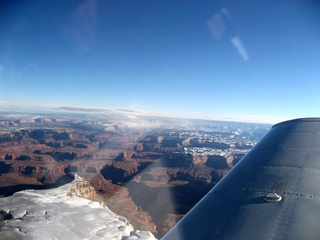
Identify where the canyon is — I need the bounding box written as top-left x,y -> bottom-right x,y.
0,110 -> 269,238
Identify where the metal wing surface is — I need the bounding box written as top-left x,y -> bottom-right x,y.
163,118 -> 320,240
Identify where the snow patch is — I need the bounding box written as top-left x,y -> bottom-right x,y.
0,177 -> 157,240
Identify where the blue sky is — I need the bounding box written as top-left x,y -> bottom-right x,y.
1,0 -> 320,123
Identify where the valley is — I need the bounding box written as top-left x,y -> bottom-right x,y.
0,109 -> 269,238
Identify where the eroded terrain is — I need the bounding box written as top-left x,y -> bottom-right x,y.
0,109 -> 269,238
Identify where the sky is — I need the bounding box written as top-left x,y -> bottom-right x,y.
0,0 -> 320,124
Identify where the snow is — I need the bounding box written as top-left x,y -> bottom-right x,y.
0,175 -> 157,240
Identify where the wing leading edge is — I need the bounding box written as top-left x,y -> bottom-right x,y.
163,118 -> 320,240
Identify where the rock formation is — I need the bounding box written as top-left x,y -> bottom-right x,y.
0,174 -> 157,240
0,113 -> 265,238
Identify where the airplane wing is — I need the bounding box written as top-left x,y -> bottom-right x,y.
163,118 -> 320,240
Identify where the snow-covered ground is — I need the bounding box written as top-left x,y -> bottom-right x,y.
0,175 -> 157,240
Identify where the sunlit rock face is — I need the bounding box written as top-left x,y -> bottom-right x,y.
0,174 -> 157,240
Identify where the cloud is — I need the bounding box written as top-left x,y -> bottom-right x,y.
230,36 -> 249,61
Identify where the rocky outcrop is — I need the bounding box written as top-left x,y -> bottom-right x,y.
0,160 -> 115,186
175,164 -> 217,184
206,155 -> 229,169
88,173 -> 157,234
115,151 -> 135,161
66,175 -> 96,198
100,162 -> 139,183
184,153 -> 208,165
0,174 -> 157,240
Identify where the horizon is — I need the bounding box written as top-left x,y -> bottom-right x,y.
1,1 -> 320,124
0,101 -> 292,125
